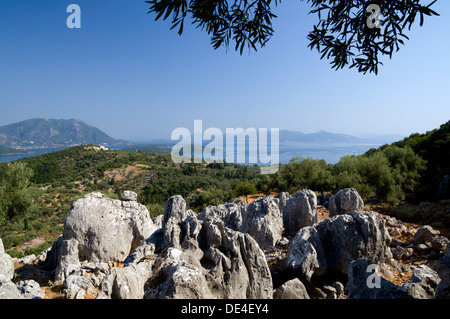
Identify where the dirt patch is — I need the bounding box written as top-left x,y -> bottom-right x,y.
104,164 -> 151,182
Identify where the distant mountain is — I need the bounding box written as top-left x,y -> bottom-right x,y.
0,118 -> 131,149
0,145 -> 30,155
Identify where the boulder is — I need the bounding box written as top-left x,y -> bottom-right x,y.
0,238 -> 14,282
54,238 -> 81,283
200,197 -> 283,250
282,190 -> 318,237
0,281 -> 23,299
60,192 -> 156,265
431,236 -> 449,251
97,261 -> 154,299
436,245 -> 450,299
402,265 -> 440,299
346,259 -> 412,299
278,192 -> 292,214
273,278 -> 310,299
241,196 -> 283,250
329,188 -> 364,217
16,280 -> 45,299
413,225 -> 440,245
121,190 -> 138,202
144,197 -> 273,299
0,238 -> 23,299
286,226 -> 327,282
198,200 -> 246,231
392,246 -> 413,261
287,211 -> 392,280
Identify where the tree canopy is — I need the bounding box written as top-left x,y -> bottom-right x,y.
146,0 -> 439,74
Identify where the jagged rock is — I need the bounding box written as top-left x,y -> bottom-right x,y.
0,239 -> 14,282
123,243 -> 155,267
17,254 -> 37,265
121,190 -> 138,201
413,225 -> 440,245
436,245 -> 450,299
163,195 -> 189,225
392,246 -> 414,261
282,190 -> 318,237
278,192 -> 292,214
144,197 -> 273,299
431,236 -> 449,251
0,281 -> 23,299
64,272 -> 98,299
16,280 -> 45,299
38,236 -> 63,271
402,265 -> 440,299
61,192 -> 156,265
55,239 -> 81,283
416,243 -> 432,256
347,259 -> 412,299
199,197 -> 282,250
286,226 -> 327,282
287,211 -> 392,280
273,278 -> 310,299
241,196 -> 283,250
332,281 -> 345,298
329,188 -> 364,217
0,238 -> 23,299
97,261 -> 154,299
198,200 -> 246,231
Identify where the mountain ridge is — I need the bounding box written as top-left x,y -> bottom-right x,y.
0,118 -> 131,149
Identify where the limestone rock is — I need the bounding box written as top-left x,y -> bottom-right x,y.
0,238 -> 23,299
16,280 -> 45,299
329,188 -> 364,217
278,192 -> 292,214
121,190 -> 138,202
402,265 -> 440,299
273,278 -> 310,299
145,198 -> 273,299
54,239 -> 81,283
286,226 -> 326,282
346,258 -> 412,299
282,189 -> 318,237
287,211 -> 392,280
0,239 -> 14,282
97,261 -> 154,299
414,225 -> 440,245
198,200 -> 246,231
61,192 -> 156,264
241,196 -> 283,250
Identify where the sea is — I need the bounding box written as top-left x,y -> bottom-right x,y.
0,142 -> 382,165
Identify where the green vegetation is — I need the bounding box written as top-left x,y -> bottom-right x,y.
0,146 -> 261,256
146,0 -> 439,74
1,120 -> 449,257
374,120 -> 450,200
0,162 -> 35,227
252,144 -> 427,205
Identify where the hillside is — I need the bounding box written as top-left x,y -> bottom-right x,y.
368,119 -> 450,200
0,145 -> 261,257
0,118 -> 130,149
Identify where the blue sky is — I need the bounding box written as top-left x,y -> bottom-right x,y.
0,0 -> 449,141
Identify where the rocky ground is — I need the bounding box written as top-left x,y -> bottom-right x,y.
1,188 -> 449,299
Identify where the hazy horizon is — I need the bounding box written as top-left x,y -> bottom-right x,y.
1,1 -> 449,141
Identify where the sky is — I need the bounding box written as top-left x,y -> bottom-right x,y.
0,0 -> 449,142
